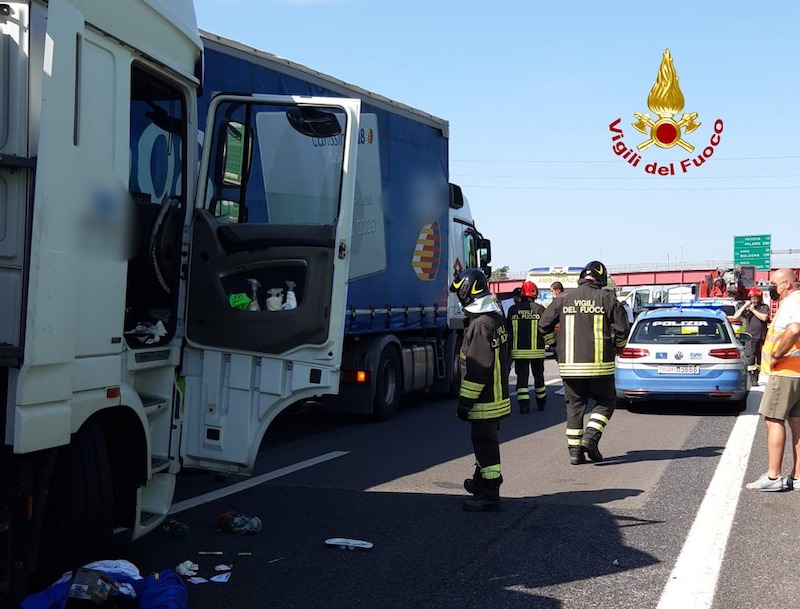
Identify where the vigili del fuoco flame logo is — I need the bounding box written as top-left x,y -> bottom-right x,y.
609,49 -> 723,175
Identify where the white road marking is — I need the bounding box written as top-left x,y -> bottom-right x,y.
509,377 -> 562,397
168,450 -> 350,515
657,390 -> 762,609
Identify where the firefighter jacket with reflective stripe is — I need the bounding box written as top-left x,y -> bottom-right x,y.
761,291 -> 800,377
459,312 -> 511,421
539,279 -> 630,378
507,300 -> 546,359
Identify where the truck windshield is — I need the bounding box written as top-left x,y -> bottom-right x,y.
206,102 -> 347,226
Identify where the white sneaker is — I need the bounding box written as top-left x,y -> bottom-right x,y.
745,472 -> 785,491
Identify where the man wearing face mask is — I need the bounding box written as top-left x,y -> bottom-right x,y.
746,269 -> 800,491
732,288 -> 770,385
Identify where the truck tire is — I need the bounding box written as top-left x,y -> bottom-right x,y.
37,421 -> 114,580
373,346 -> 401,420
448,338 -> 462,398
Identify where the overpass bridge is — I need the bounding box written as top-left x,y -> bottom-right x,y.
489,259 -> 800,295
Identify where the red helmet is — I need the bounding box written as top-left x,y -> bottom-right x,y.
521,281 -> 538,299
750,288 -> 762,298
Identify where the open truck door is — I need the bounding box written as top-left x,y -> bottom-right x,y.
181,95 -> 360,473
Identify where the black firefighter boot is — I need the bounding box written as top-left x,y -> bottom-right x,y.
463,477 -> 502,512
519,399 -> 531,415
536,397 -> 547,411
569,446 -> 586,465
580,428 -> 604,463
463,465 -> 481,495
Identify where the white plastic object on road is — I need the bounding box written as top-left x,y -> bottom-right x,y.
211,572 -> 232,583
175,560 -> 199,577
187,577 -> 208,585
325,538 -> 374,551
214,564 -> 232,572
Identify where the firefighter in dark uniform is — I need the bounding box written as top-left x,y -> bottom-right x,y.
507,281 -> 547,413
450,269 -> 511,511
539,261 -> 630,465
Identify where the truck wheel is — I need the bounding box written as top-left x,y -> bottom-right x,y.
448,339 -> 462,398
373,347 -> 401,420
37,421 -> 114,579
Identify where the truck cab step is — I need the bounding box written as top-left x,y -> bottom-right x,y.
151,456 -> 170,474
140,395 -> 168,417
139,511 -> 162,528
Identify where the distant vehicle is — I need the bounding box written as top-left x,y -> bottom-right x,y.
618,285 -> 669,318
666,284 -> 698,303
615,305 -> 749,410
526,266 -> 616,306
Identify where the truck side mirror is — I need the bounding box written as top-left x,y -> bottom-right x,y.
221,120 -> 253,187
478,238 -> 492,267
449,183 -> 464,209
214,199 -> 241,223
286,107 -> 342,138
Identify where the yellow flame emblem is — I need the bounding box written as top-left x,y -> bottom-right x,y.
631,49 -> 701,153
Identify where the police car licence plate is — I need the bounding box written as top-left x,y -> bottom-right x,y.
657,365 -> 700,375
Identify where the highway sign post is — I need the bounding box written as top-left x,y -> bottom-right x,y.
733,234 -> 771,270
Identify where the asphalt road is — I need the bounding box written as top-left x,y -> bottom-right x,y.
115,359 -> 800,609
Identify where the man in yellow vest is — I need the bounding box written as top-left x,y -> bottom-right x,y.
746,268 -> 800,491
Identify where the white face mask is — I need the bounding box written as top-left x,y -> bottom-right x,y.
266,288 -> 284,312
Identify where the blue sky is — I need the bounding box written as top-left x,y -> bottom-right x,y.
195,0 -> 799,273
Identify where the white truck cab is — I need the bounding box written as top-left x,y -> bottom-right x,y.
0,0 -> 361,598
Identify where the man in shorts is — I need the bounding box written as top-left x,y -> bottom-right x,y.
746,269 -> 800,491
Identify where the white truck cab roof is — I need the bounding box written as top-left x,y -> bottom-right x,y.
70,0 -> 202,83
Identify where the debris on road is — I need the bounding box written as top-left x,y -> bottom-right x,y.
214,564 -> 233,572
237,552 -> 253,556
187,576 -> 209,585
268,557 -> 285,564
324,538 -> 374,551
210,572 -> 232,583
162,518 -> 190,539
175,560 -> 199,577
198,551 -> 223,555
217,510 -> 263,534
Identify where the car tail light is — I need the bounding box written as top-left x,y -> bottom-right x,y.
619,348 -> 650,359
709,348 -> 741,360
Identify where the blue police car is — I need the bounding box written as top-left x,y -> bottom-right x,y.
615,304 -> 750,410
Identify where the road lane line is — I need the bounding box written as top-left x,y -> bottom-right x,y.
657,393 -> 762,609
509,378 -> 562,397
168,450 -> 350,515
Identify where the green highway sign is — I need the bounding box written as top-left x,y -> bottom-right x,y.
734,234 -> 771,270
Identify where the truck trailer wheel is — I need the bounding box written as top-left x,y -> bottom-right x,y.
373,347 -> 401,420
448,338 -> 463,398
36,421 -> 114,581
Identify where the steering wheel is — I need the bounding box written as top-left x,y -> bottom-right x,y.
149,196 -> 182,294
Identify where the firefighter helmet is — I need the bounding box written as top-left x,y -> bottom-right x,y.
450,268 -> 491,308
521,281 -> 538,299
580,260 -> 608,287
